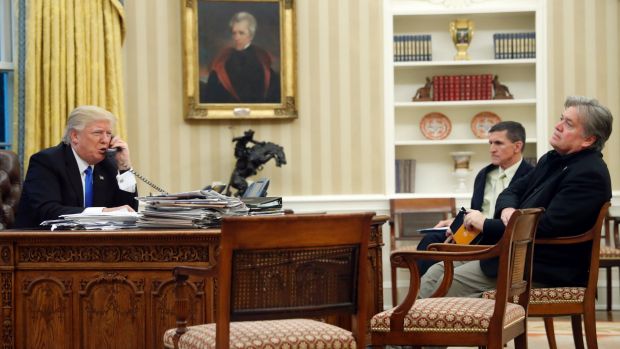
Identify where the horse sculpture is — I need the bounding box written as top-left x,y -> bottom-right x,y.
227,130 -> 287,197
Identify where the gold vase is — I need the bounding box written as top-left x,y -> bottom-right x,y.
449,19 -> 474,60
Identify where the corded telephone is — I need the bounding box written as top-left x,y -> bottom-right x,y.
105,147 -> 168,194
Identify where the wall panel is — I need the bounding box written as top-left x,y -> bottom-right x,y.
122,0 -> 385,195
547,0 -> 619,188
123,0 -> 619,196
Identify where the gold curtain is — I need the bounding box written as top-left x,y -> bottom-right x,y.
23,0 -> 125,163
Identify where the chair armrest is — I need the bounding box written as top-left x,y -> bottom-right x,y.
428,243 -> 493,252
171,265 -> 217,345
535,233 -> 592,245
391,245 -> 497,267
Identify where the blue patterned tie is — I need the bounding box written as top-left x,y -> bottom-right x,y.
84,166 -> 93,208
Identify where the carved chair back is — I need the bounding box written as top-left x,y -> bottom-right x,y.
171,212 -> 374,349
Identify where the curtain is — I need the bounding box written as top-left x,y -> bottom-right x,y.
22,0 -> 125,164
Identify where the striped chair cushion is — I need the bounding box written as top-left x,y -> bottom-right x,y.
482,287 -> 585,304
600,246 -> 620,259
370,297 -> 524,333
163,318 -> 355,349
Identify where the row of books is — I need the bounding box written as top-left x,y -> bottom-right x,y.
432,74 -> 494,101
493,32 -> 536,59
395,159 -> 416,193
393,34 -> 432,62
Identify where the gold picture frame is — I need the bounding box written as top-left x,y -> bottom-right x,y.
182,0 -> 297,120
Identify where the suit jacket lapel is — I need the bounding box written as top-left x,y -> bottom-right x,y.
63,144 -> 84,206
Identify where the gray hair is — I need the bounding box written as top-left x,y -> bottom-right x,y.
230,12 -> 257,39
489,121 -> 527,152
62,106 -> 116,144
564,96 -> 613,152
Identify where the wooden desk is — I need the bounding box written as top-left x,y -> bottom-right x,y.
0,215 -> 386,349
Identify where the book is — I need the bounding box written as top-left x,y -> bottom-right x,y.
241,197 -> 282,209
449,208 -> 482,245
416,227 -> 449,234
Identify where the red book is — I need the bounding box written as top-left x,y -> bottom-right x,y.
464,75 -> 472,100
432,76 -> 439,101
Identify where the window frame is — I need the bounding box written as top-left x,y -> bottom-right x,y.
0,0 -> 15,149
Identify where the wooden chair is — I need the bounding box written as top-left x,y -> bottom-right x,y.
389,198 -> 456,304
0,149 -> 22,229
600,206 -> 620,311
163,212 -> 374,349
528,202 -> 609,349
371,208 -> 543,349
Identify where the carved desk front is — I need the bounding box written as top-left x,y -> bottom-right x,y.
0,217 -> 385,349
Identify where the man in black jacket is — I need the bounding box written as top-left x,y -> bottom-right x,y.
419,96 -> 613,297
15,106 -> 139,228
416,121 -> 533,275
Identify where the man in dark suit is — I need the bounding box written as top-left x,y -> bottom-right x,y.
14,105 -> 139,228
416,121 -> 533,275
419,96 -> 613,297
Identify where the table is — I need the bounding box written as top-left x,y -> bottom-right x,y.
0,215 -> 386,349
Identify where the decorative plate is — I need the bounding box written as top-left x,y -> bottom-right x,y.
420,112 -> 451,140
471,111 -> 501,139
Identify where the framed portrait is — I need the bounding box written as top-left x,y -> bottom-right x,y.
182,0 -> 297,120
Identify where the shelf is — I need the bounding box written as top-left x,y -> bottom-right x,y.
395,99 -> 536,108
390,192 -> 473,200
395,59 -> 536,68
395,138 -> 537,146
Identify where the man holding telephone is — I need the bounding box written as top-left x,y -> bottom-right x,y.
14,105 -> 139,228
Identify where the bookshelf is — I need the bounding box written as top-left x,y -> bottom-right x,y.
383,0 -> 547,198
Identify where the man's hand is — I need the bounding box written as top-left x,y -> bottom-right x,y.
102,205 -> 135,213
500,207 -> 516,225
463,209 -> 485,232
109,135 -> 132,171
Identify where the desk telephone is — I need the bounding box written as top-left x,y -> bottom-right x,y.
105,147 -> 168,194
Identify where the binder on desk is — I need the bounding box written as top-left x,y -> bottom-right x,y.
241,197 -> 283,209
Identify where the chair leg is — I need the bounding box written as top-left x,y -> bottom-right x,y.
543,317 -> 558,349
582,305 -> 599,349
514,332 -> 528,349
391,264 -> 398,306
606,267 -> 612,312
571,315 -> 585,349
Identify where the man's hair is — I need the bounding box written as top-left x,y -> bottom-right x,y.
230,12 -> 257,39
62,106 -> 116,144
564,96 -> 613,152
489,121 -> 527,152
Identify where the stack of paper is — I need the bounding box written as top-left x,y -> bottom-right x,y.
41,211 -> 140,231
137,190 -> 249,228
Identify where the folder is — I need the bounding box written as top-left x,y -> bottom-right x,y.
449,208 -> 481,245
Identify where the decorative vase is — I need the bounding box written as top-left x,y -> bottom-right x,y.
449,19 -> 474,60
450,151 -> 474,192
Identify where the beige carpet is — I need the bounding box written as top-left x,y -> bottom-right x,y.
454,319 -> 620,349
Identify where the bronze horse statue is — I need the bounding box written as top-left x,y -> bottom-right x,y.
226,130 -> 287,197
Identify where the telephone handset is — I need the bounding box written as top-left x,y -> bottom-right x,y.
105,147 -> 168,194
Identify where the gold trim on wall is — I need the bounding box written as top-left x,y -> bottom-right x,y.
181,0 -> 297,120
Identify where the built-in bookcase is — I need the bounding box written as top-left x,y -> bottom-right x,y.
383,0 -> 547,202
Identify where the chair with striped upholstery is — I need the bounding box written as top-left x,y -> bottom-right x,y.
371,208 -> 543,349
163,212 -> 374,349
483,202 -> 609,349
